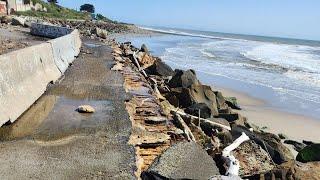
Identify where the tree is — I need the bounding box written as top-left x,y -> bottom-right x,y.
80,4 -> 95,13
47,0 -> 58,4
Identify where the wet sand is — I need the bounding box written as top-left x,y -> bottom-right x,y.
216,86 -> 320,143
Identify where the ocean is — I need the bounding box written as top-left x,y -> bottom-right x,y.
117,27 -> 320,120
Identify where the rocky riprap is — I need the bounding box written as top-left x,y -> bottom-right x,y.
0,15 -> 147,43
111,42 -> 320,179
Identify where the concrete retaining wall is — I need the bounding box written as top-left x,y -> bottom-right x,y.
48,30 -> 81,73
0,27 -> 81,126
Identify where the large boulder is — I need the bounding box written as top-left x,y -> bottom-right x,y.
168,69 -> 200,88
185,103 -> 212,119
140,44 -> 149,53
189,84 -> 219,116
215,91 -> 228,110
296,144 -> 320,163
95,27 -> 108,39
145,58 -> 174,77
136,51 -> 155,69
167,84 -> 219,117
141,142 -> 220,179
284,140 -> 306,152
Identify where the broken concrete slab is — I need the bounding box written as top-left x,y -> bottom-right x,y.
141,141 -> 220,179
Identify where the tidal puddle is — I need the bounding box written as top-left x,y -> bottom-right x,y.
84,42 -> 103,48
0,95 -> 113,142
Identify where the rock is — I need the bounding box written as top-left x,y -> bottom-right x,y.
225,97 -> 241,110
168,84 -> 219,117
303,140 -> 315,146
215,91 -> 228,110
136,52 -> 155,69
200,118 -> 231,138
11,16 -> 26,26
141,142 -> 220,179
145,59 -> 174,77
284,140 -> 306,152
140,44 -> 149,53
0,16 -> 12,24
216,129 -> 233,145
168,69 -> 200,88
185,103 -> 212,119
251,161 -> 320,180
219,113 -> 246,126
111,62 -> 124,71
231,126 -> 293,165
189,84 -> 219,116
296,144 -> 320,163
76,105 -> 95,113
95,27 -> 108,39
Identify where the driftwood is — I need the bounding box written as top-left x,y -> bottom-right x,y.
222,132 -> 250,176
133,51 -> 148,78
173,110 -> 231,131
149,78 -> 166,100
173,112 -> 196,142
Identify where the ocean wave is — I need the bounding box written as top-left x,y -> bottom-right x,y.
139,26 -> 240,41
200,49 -> 216,58
285,70 -> 320,87
242,43 -> 320,73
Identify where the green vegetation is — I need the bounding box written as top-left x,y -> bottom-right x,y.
80,4 -> 95,13
96,14 -> 112,22
15,0 -> 91,20
296,144 -> 320,162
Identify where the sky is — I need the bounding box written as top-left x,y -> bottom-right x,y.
58,0 -> 320,41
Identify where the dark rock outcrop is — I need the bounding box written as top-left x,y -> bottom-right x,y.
168,69 -> 199,88
225,97 -> 241,110
284,140 -> 306,152
296,144 -> 320,163
303,140 -> 315,146
141,142 -> 220,179
185,103 -> 212,119
145,59 -> 174,77
141,44 -> 149,53
215,91 -> 228,110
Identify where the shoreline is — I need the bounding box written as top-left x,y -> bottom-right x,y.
215,85 -> 320,143
115,30 -> 320,144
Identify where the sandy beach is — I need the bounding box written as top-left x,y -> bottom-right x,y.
216,86 -> 320,143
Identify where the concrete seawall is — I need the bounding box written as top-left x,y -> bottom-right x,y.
0,25 -> 82,126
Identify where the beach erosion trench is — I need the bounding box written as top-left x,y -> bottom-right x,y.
0,23 -> 82,126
